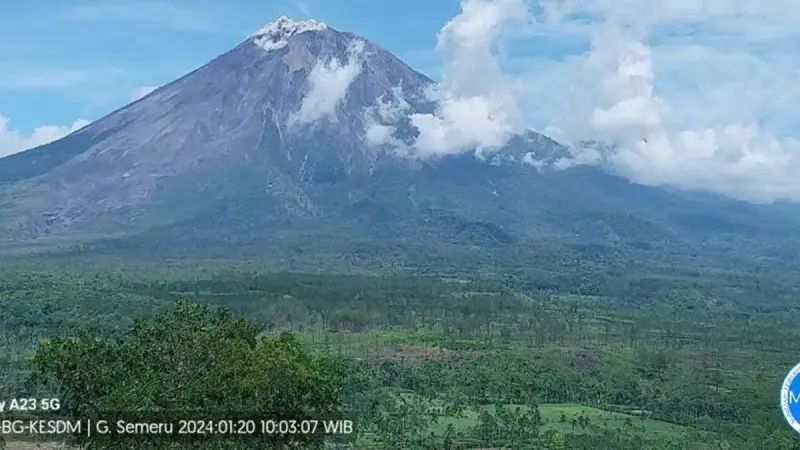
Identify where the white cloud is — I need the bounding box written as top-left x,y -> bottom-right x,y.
0,116 -> 89,159
543,7 -> 800,202
289,40 -> 365,126
360,0 -> 532,159
362,86 -> 412,149
130,85 -> 158,101
588,29 -> 665,136
364,0 -> 800,202
406,0 -> 530,158
364,122 -> 396,147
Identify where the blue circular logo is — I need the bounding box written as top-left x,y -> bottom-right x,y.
780,362 -> 800,433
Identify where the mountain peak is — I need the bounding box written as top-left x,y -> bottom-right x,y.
251,16 -> 329,52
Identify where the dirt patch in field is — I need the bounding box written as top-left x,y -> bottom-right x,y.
365,345 -> 480,363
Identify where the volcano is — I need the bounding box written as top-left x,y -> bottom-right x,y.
1,16 -> 799,270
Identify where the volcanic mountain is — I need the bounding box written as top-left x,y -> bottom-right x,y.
1,16 -> 799,269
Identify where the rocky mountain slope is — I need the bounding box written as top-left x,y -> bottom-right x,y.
1,16 -> 799,269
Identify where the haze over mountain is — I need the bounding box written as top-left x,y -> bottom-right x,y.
1,15 -> 800,271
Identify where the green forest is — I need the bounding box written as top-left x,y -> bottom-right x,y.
1,257 -> 800,449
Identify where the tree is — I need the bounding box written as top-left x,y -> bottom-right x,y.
31,301 -> 345,449
544,431 -> 567,450
368,392 -> 437,448
476,409 -> 499,444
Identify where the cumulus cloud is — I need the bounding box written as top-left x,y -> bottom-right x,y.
289,40 -> 365,126
363,85 -> 412,149
364,0 -> 800,202
407,0 -> 530,158
0,116 -> 89,159
546,8 -> 800,202
130,85 -> 158,101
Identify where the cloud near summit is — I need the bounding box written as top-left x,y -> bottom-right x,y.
361,0 -> 800,203
364,0 -> 530,159
289,40 -> 366,126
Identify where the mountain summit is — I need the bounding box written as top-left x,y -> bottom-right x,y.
1,16 -> 799,268
251,16 -> 329,51
0,16 -> 431,238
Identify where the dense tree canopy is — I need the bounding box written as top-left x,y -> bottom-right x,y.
31,301 -> 346,449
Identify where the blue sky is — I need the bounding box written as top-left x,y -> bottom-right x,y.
3,0 -> 800,202
0,0 -> 463,132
